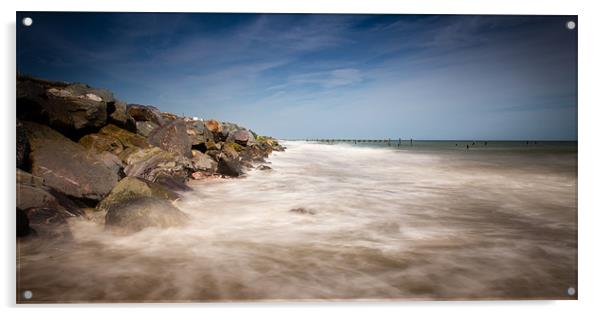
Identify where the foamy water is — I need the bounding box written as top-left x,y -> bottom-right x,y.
17,141 -> 577,302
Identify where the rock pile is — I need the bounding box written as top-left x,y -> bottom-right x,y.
16,75 -> 284,236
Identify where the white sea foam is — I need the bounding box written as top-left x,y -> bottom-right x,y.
17,141 -> 577,302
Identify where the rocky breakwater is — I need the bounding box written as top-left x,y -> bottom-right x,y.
16,75 -> 284,237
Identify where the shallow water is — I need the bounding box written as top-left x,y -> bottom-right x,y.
17,141 -> 577,302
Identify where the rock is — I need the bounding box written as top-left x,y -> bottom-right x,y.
190,171 -> 204,180
257,165 -> 272,170
99,124 -> 150,150
290,208 -> 316,215
154,175 -> 192,192
222,141 -> 242,158
96,152 -> 125,177
79,133 -> 124,155
240,144 -> 269,163
217,155 -> 243,177
148,120 -> 192,158
136,121 -> 159,137
127,104 -> 165,126
22,121 -> 119,201
190,150 -> 217,173
17,169 -> 85,217
105,197 -> 189,233
16,121 -> 30,169
17,208 -> 31,237
123,147 -> 191,182
96,176 -> 180,213
229,129 -> 256,146
220,122 -> 241,140
186,120 -> 214,150
161,112 -> 180,122
17,76 -> 114,138
108,100 -> 137,132
24,207 -> 73,239
204,119 -> 222,135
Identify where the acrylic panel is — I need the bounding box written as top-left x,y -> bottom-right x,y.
16,12 -> 577,303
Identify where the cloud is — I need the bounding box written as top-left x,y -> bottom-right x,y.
288,68 -> 363,89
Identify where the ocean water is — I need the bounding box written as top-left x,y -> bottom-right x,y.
17,140 -> 577,302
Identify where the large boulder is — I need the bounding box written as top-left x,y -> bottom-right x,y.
96,176 -> 180,213
148,120 -> 192,158
22,121 -> 119,201
105,197 -> 189,233
126,104 -> 165,126
16,121 -> 30,169
136,121 -> 159,137
17,76 -> 114,138
108,100 -> 137,132
123,147 -> 191,182
80,124 -> 150,158
216,146 -> 243,177
17,169 -> 84,217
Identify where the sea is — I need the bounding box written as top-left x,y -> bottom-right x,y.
17,140 -> 577,302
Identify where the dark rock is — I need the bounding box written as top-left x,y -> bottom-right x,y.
136,121 -> 159,137
96,176 -> 180,213
290,208 -> 316,215
217,156 -> 243,177
257,165 -> 272,170
17,76 -> 114,138
126,104 -> 165,126
17,169 -> 85,217
16,121 -> 30,169
148,120 -> 192,158
108,100 -> 137,132
17,208 -> 31,237
105,197 -> 189,233
22,121 -> 119,201
24,207 -> 73,239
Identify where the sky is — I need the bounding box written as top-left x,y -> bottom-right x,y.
17,13 -> 577,140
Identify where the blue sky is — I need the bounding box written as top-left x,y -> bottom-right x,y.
17,13 -> 577,140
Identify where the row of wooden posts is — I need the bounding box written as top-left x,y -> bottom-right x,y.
306,138 -> 413,146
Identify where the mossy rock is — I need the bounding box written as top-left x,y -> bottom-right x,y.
79,133 -> 124,155
96,176 -> 180,213
224,141 -> 244,153
99,124 -> 150,149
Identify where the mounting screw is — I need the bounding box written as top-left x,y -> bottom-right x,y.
22,17 -> 33,27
